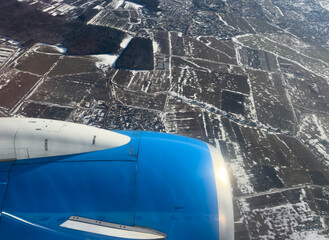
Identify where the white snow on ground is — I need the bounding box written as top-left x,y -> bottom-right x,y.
238,188 -> 326,240
292,231 -> 328,240
107,0 -> 124,10
43,5 -> 56,12
33,43 -> 67,54
275,6 -> 284,17
153,40 -> 160,54
317,0 -> 329,11
54,46 -> 67,54
230,142 -> 255,194
185,41 -> 195,57
87,10 -> 103,25
196,36 -> 211,46
245,76 -> 258,122
297,114 -> 329,167
94,5 -> 104,10
120,35 -> 133,49
0,72 -> 14,90
93,54 -> 118,70
217,13 -> 229,26
266,33 -> 310,51
238,198 -> 250,213
124,1 -> 143,10
233,34 -> 329,82
6,39 -> 20,46
126,71 -> 137,88
233,42 -> 243,66
43,2 -> 75,16
141,79 -> 151,93
19,0 -> 76,16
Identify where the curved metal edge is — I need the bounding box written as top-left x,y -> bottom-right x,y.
207,144 -> 234,240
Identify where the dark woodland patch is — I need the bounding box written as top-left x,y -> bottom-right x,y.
221,90 -> 245,115
62,23 -> 124,55
115,37 -> 154,70
0,0 -> 124,55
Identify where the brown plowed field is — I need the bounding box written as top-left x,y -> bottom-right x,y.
0,71 -> 40,110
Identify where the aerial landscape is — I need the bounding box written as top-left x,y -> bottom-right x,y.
0,0 -> 328,239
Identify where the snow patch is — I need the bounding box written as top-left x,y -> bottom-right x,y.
107,0 -> 124,10
93,5 -> 104,10
217,13 -> 229,26
239,188 -> 326,240
94,54 -> 118,70
35,43 -> 67,54
153,40 -> 160,54
229,142 -> 254,194
120,35 -> 133,49
41,1 -> 75,16
317,0 -> 329,11
54,45 -> 67,54
297,114 -> 329,167
124,1 -> 143,10
275,6 -> 284,17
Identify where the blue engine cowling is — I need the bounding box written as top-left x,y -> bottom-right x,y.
0,118 -> 234,240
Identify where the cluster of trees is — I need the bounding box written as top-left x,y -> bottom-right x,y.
115,37 -> 154,70
63,23 -> 124,55
192,0 -> 225,10
0,0 -> 124,55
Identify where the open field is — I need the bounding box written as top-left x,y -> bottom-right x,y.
235,34 -> 329,80
17,101 -> 73,120
29,74 -> 110,108
279,58 -> 329,113
113,70 -> 171,93
48,56 -> 99,76
0,0 -> 328,239
15,51 -> 60,75
247,70 -> 295,132
115,86 -> 166,111
0,70 -> 40,110
164,96 -> 205,139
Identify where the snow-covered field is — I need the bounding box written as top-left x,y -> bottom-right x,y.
1,1 -> 328,239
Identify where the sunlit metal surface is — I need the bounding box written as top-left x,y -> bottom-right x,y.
61,216 -> 166,239
0,118 -> 131,161
208,144 -> 234,240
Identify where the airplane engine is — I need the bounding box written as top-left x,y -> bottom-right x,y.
0,117 -> 234,240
